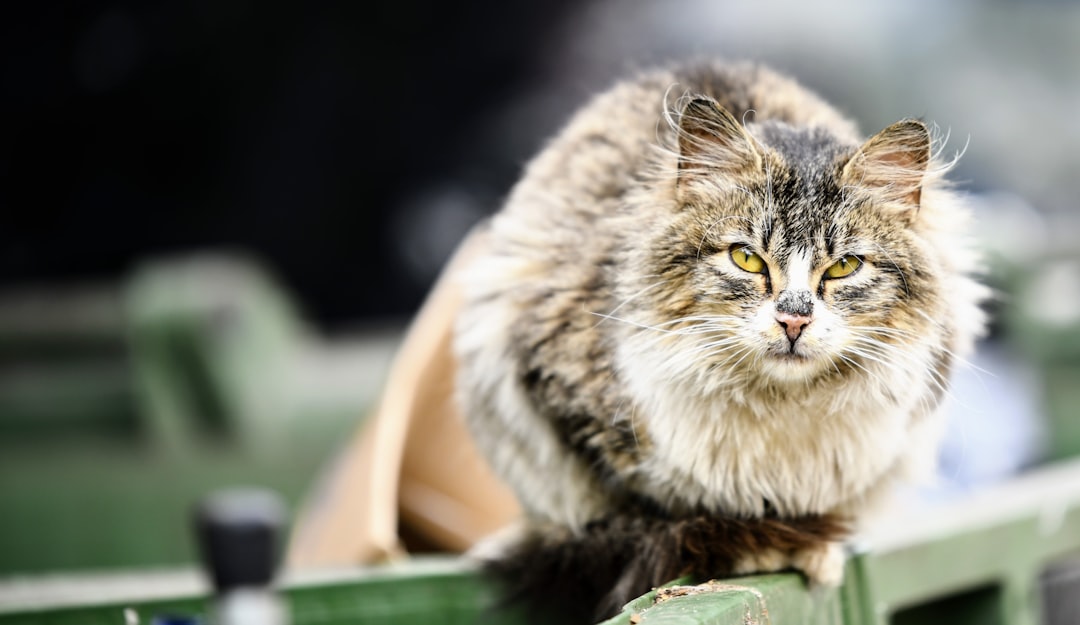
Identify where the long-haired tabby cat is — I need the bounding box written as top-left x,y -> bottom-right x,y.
453,60 -> 986,622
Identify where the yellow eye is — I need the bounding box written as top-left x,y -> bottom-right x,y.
730,245 -> 766,273
825,255 -> 862,279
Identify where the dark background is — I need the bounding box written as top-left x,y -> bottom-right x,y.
0,1 -> 582,325
4,1 -> 1079,332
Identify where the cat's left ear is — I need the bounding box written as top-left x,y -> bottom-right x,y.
677,97 -> 762,180
842,119 -> 931,216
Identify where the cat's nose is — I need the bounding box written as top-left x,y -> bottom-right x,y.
775,312 -> 812,343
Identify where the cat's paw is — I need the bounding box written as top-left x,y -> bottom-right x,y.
791,541 -> 846,587
731,547 -> 788,576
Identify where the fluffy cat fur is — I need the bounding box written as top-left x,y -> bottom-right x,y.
453,60 -> 986,621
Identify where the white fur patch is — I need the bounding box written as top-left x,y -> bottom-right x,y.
455,256 -> 609,529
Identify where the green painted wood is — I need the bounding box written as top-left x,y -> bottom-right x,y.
597,577 -> 686,625
286,572 -> 510,625
0,561 -> 521,625
0,596 -> 207,625
852,458 -> 1080,625
599,575 -> 842,625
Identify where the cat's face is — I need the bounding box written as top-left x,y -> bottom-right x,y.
621,103 -> 942,387
678,178 -> 934,384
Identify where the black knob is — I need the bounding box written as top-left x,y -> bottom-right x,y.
194,489 -> 286,593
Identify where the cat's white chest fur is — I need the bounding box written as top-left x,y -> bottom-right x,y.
621,351 -> 940,519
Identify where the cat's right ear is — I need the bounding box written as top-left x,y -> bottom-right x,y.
677,98 -> 762,186
841,119 -> 931,214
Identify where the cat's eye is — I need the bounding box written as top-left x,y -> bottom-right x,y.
730,245 -> 766,273
824,255 -> 862,279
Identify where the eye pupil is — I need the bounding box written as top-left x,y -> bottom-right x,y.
730,245 -> 765,274
825,255 -> 861,279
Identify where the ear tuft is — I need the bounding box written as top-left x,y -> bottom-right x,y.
842,119 -> 931,210
677,97 -> 761,180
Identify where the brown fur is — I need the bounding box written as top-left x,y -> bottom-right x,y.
485,512 -> 849,622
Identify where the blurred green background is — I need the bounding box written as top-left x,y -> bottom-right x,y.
0,255 -> 399,572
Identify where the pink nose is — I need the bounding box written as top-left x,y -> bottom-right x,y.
776,312 -> 812,343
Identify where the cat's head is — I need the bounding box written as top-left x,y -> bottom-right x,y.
620,96 -> 958,388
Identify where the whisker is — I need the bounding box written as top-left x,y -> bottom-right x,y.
590,279 -> 667,329
865,239 -> 911,298
844,338 -> 960,405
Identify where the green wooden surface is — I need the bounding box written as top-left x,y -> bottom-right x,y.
851,459 -> 1080,625
598,575 -> 844,625
0,560 -> 519,625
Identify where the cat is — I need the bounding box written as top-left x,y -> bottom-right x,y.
453,59 -> 986,622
